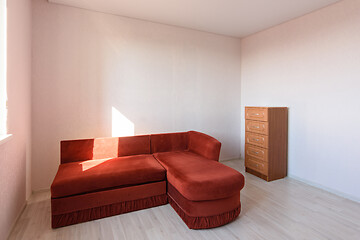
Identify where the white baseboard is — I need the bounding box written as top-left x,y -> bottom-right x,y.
288,174 -> 360,203
32,188 -> 50,193
220,156 -> 241,162
238,157 -> 359,203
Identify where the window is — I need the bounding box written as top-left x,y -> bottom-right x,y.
0,0 -> 7,136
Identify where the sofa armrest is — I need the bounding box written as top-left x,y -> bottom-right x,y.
188,131 -> 221,161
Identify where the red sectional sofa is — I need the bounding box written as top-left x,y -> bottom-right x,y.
51,131 -> 245,229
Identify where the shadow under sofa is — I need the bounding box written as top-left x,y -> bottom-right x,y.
51,131 -> 245,229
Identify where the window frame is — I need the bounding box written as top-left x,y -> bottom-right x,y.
0,0 -> 8,138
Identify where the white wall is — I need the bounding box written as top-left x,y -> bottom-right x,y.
0,0 -> 32,238
241,0 -> 360,201
32,0 -> 242,191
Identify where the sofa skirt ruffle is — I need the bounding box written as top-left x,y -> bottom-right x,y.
168,196 -> 240,229
52,194 -> 168,228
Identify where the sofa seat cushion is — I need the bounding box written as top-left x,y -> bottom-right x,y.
153,151 -> 244,201
51,154 -> 166,198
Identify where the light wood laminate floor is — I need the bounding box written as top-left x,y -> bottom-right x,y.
9,159 -> 360,240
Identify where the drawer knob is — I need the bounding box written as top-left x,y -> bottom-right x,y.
252,126 -> 260,129
250,113 -> 264,117
252,138 -> 260,142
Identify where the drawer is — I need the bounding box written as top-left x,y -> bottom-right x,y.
245,132 -> 269,148
245,157 -> 268,175
245,120 -> 269,135
245,144 -> 268,162
245,108 -> 268,121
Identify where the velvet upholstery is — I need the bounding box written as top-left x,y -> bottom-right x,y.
188,131 -> 221,161
117,135 -> 151,156
153,151 -> 245,201
52,181 -> 166,215
168,197 -> 240,229
52,194 -> 168,228
51,154 -> 166,198
61,135 -> 150,164
51,131 -> 244,229
150,132 -> 188,153
167,183 -> 240,217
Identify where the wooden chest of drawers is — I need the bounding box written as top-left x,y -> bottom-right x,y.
245,107 -> 288,181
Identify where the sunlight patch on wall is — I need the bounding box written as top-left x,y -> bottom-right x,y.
112,107 -> 134,137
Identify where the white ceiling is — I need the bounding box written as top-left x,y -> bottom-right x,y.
48,0 -> 341,38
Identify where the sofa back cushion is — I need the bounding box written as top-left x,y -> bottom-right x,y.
60,131 -> 221,163
151,132 -> 189,153
61,135 -> 150,164
118,135 -> 151,157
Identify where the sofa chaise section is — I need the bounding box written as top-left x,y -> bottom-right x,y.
151,131 -> 245,229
